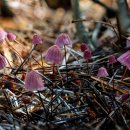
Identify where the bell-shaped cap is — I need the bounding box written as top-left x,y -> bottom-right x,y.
45,45 -> 63,65
32,33 -> 43,45
7,32 -> 16,42
25,70 -> 45,91
83,49 -> 92,60
55,33 -> 72,48
80,43 -> 89,52
117,50 -> 130,69
97,67 -> 109,78
108,55 -> 117,64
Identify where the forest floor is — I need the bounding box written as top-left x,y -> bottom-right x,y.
0,0 -> 130,130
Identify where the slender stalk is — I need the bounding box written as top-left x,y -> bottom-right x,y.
121,67 -> 128,81
38,91 -> 48,121
101,78 -> 105,91
2,89 -> 16,129
64,45 -> 68,87
50,65 -> 56,118
112,64 -> 115,91
5,39 -> 23,63
24,104 -> 29,123
56,65 -> 64,86
41,53 -> 44,74
13,45 -> 37,75
112,79 -> 115,91
86,60 -> 89,74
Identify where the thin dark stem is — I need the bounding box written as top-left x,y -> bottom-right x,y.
56,65 -> 64,86
25,104 -> 29,123
86,60 -> 89,74
41,53 -> 43,67
115,15 -> 123,47
121,67 -> 128,81
64,45 -> 68,87
5,39 -> 23,63
112,79 -> 115,92
50,65 -> 55,118
2,89 -> 16,129
13,45 -> 37,75
72,19 -> 117,29
38,91 -> 48,121
111,64 -> 115,91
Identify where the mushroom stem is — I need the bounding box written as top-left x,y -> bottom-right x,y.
121,67 -> 128,81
